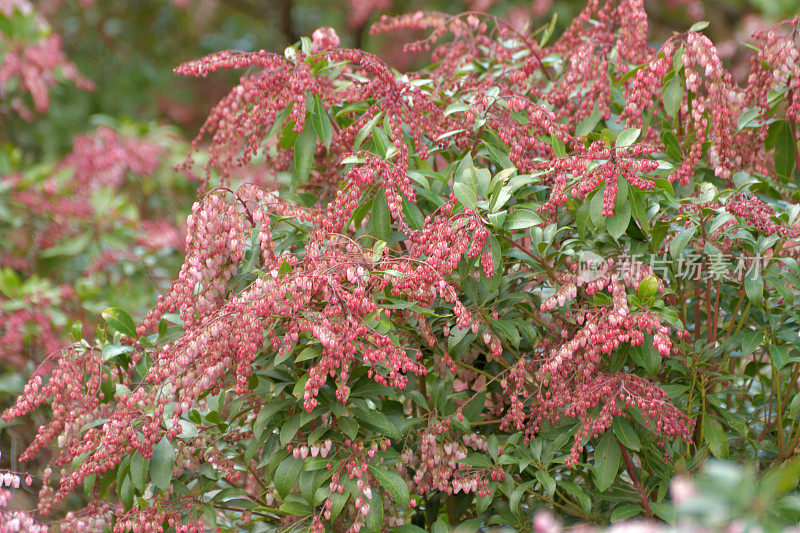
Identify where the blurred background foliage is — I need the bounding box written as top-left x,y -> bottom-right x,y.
6,0 -> 800,158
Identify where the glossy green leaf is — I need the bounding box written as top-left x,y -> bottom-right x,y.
669,226 -> 696,259
102,307 -> 138,338
593,430 -> 621,492
131,451 -> 149,493
293,122 -> 317,186
149,437 -> 175,491
607,200 -> 631,240
505,209 -> 542,230
703,418 -> 729,458
370,189 -> 391,242
742,330 -> 763,357
367,464 -> 409,510
613,418 -> 641,451
311,97 -> 333,149
454,182 -> 478,212
363,491 -> 383,533
616,128 -> 641,148
663,74 -> 682,117
745,272 -> 764,306
274,456 -> 303,498
355,113 -> 382,150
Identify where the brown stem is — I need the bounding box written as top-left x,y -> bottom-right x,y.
619,442 -> 652,516
502,235 -> 559,283
278,0 -> 298,43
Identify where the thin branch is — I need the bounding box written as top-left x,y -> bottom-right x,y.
619,443 -> 652,516
502,234 -> 559,283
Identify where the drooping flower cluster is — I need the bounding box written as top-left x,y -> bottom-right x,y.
501,261 -> 693,465
537,140 -> 658,217
398,419 -> 502,497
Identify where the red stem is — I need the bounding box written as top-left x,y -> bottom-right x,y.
619,442 -> 652,516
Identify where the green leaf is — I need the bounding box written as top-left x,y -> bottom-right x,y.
353,408 -> 400,440
771,344 -> 792,370
535,470 -> 556,498
612,418 -> 641,451
593,431 -> 621,492
505,209 -> 542,230
367,465 -> 409,509
477,484 -> 495,513
402,197 -> 425,230
708,212 -> 735,235
628,344 -> 660,376
774,121 -> 796,182
575,108 -> 602,136
370,190 -> 391,242
295,345 -> 322,363
745,272 -> 764,306
611,505 -> 642,522
560,481 -> 591,514
293,121 -> 317,186
663,74 -> 682,117
279,496 -> 313,516
311,97 -> 333,149
131,451 -> 149,493
788,392 -> 800,420
280,412 -> 310,446
736,107 -> 760,131
338,417 -> 358,439
650,501 -> 676,523
742,330 -> 763,357
551,133 -> 566,157
363,491 -> 383,533
149,437 -> 175,491
616,128 -> 641,148
669,226 -> 696,259
355,113 -> 382,150
253,399 -> 291,441
703,419 -> 728,458
589,187 -> 605,226
119,475 -> 133,508
203,504 -> 218,527
637,276 -> 658,300
462,391 -> 486,423
490,318 -> 520,348
431,519 -> 448,533
102,307 -> 138,339
688,20 -> 709,32
607,200 -> 631,240
444,103 -> 470,116
509,480 -> 535,517
274,456 -> 303,498
102,344 -> 133,362
39,233 -> 91,258
454,182 -> 478,212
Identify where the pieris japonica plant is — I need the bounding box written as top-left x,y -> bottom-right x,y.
4,1 -> 800,531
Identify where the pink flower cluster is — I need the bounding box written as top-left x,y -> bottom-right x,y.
501,261 -> 692,465
0,0 -> 93,118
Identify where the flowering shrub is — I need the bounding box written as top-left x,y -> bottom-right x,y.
4,1 -> 800,532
